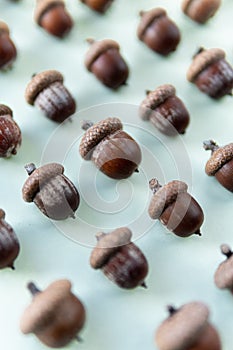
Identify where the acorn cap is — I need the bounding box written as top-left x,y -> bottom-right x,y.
149,180 -> 188,220
0,21 -> 10,35
187,48 -> 225,82
182,0 -> 221,20
22,163 -> 64,202
85,39 -> 120,71
20,279 -> 72,334
205,143 -> 233,176
155,302 -> 210,350
90,227 -> 132,269
25,70 -> 64,105
0,104 -> 13,117
79,117 -> 123,160
139,84 -> 176,121
181,0 -> 193,12
34,0 -> 65,24
137,8 -> 166,40
214,244 -> 233,289
0,209 -> 5,220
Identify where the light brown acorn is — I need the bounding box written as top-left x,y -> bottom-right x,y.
79,117 -> 141,179
214,244 -> 233,293
80,0 -> 114,13
0,21 -> 17,70
0,104 -> 21,157
181,0 -> 221,24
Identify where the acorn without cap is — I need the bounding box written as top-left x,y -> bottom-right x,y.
203,140 -> 233,192
80,0 -> 114,13
20,280 -> 86,348
0,21 -> 17,70
155,302 -> 221,350
148,179 -> 204,237
79,117 -> 141,179
214,244 -> 233,293
90,227 -> 149,289
187,47 -> 233,98
181,0 -> 221,24
139,84 -> 190,136
22,163 -> 80,220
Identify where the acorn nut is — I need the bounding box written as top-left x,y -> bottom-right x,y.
84,38 -> 129,89
0,209 -> 20,270
137,8 -> 181,56
214,244 -> 233,293
79,117 -> 141,179
0,21 -> 17,70
187,48 -> 233,98
182,0 -> 221,24
25,70 -> 76,123
148,179 -> 204,237
203,140 -> 233,192
155,302 -> 221,350
20,280 -> 86,348
0,104 -> 21,157
90,227 -> 148,289
139,84 -> 190,136
80,0 -> 114,13
34,0 -> 73,38
22,162 -> 80,220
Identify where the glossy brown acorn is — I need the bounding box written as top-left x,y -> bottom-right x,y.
20,280 -> 86,348
80,0 -> 113,13
90,227 -> 149,289
214,244 -> 233,294
203,140 -> 233,192
155,302 -> 221,350
139,84 -> 190,136
0,104 -> 21,157
79,118 -> 141,179
0,21 -> 17,70
137,8 -> 181,56
148,179 -> 204,237
187,48 -> 233,98
181,0 -> 221,24
0,209 -> 20,270
34,0 -> 73,38
84,38 -> 129,89
22,163 -> 80,220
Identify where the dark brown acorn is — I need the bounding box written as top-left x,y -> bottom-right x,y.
187,48 -> 233,98
84,38 -> 129,89
0,21 -> 17,70
25,70 -> 76,123
137,8 -> 181,56
148,179 -> 204,237
20,280 -> 86,348
203,140 -> 233,192
0,104 -> 21,157
139,84 -> 190,136
181,0 -> 221,24
80,0 -> 113,13
214,244 -> 233,294
90,227 -> 148,289
22,163 -> 80,220
34,0 -> 73,38
0,209 -> 20,270
155,302 -> 221,350
79,117 -> 141,179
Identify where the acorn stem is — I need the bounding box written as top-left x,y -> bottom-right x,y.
139,10 -> 145,16
149,178 -> 162,194
141,281 -> 147,289
167,305 -> 177,316
195,229 -> 202,236
81,120 -> 94,131
25,163 -> 36,176
193,47 -> 205,59
146,90 -> 152,95
27,282 -> 41,296
203,140 -> 219,153
9,264 -> 15,270
86,38 -> 95,45
134,168 -> 139,173
96,232 -> 107,241
221,244 -> 233,259
76,335 -> 83,343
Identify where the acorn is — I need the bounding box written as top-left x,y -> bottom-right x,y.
20,280 -> 86,348
214,244 -> 233,293
203,140 -> 233,192
139,84 -> 190,136
148,179 -> 204,237
0,21 -> 17,70
79,117 -> 141,179
90,227 -> 149,289
181,0 -> 221,24
137,8 -> 181,56
0,209 -> 20,270
80,0 -> 114,13
22,163 -> 80,220
187,47 -> 233,98
84,38 -> 129,89
155,302 -> 221,350
25,70 -> 76,123
34,0 -> 73,38
0,104 -> 22,157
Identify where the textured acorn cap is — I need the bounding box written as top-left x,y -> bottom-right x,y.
0,209 -> 5,220
85,39 -> 120,71
0,21 -> 10,35
79,117 -> 123,160
137,8 -> 166,40
20,279 -> 72,334
139,84 -> 176,121
34,0 -> 65,24
187,48 -> 225,82
90,227 -> 132,269
205,143 -> 233,176
149,180 -> 188,220
155,302 -> 210,350
25,70 -> 64,105
0,104 -> 13,117
214,244 -> 233,289
22,163 -> 64,202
